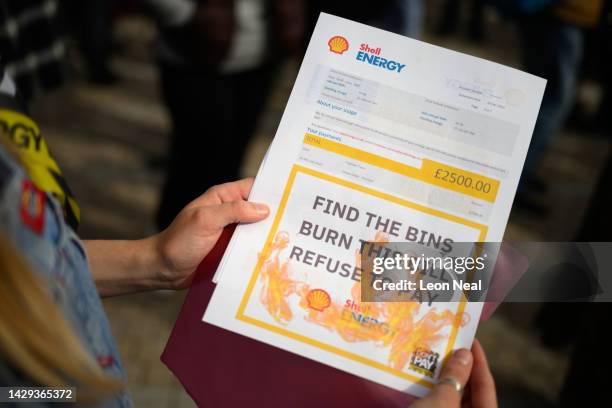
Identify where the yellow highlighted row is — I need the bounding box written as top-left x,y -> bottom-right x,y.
303,133 -> 500,203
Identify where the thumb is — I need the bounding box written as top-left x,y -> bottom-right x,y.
212,200 -> 270,228
426,348 -> 473,406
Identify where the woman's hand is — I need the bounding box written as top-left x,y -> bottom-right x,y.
411,340 -> 497,408
86,178 -> 269,296
153,178 -> 269,289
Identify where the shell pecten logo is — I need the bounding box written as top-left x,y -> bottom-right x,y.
328,36 -> 349,54
306,289 -> 331,311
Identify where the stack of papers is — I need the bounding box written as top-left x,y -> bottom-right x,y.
203,13 -> 545,396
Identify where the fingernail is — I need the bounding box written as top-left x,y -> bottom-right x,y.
453,349 -> 472,366
253,203 -> 269,215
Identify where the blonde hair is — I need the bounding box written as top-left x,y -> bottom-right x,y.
0,119 -> 122,402
0,232 -> 123,401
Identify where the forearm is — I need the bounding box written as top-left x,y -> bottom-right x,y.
84,237 -> 168,297
83,179 -> 269,297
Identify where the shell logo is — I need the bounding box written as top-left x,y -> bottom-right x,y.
328,36 -> 349,55
306,289 -> 331,311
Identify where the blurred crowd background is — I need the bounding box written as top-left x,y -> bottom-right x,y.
1,0 -> 611,406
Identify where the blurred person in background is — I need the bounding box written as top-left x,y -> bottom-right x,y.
312,0 -> 426,40
306,1 -> 406,37
1,61 -> 271,406
567,0 -> 612,134
0,0 -> 66,103
557,149 -> 612,407
538,51 -> 612,402
493,0 -> 605,213
533,135 -> 612,407
436,0 -> 487,41
381,0 -> 426,39
588,0 -> 612,133
145,0 -> 306,230
62,0 -> 118,85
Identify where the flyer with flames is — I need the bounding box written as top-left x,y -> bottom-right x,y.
203,13 -> 545,396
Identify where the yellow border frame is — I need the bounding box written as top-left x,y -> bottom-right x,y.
236,164 -> 488,389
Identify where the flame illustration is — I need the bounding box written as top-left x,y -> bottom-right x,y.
258,231 -> 467,372
328,36 -> 349,54
258,232 -> 296,324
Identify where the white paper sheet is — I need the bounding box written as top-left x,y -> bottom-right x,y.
203,13 -> 545,396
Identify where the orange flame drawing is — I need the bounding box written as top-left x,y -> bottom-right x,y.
257,231 -> 468,371
328,36 -> 349,54
258,232 -> 297,324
